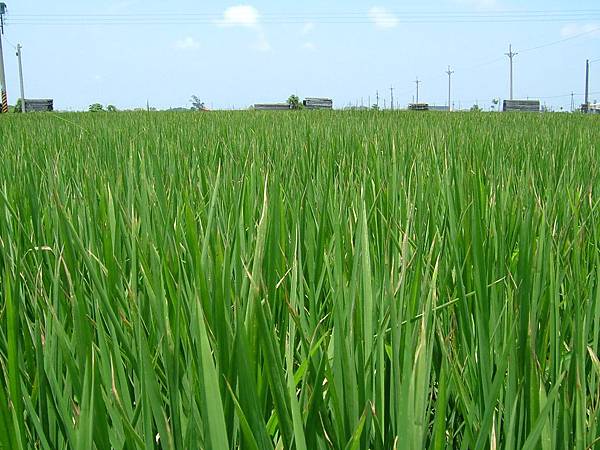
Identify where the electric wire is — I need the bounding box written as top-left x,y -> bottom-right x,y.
4,7 -> 598,109
7,9 -> 600,25
520,27 -> 600,53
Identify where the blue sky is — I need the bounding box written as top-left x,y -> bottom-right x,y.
2,0 -> 599,110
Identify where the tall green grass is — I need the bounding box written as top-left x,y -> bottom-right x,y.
1,110 -> 599,449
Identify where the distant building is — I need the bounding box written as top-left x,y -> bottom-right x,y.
253,103 -> 292,111
503,100 -> 540,112
24,99 -> 53,112
253,97 -> 334,110
408,103 -> 430,111
588,103 -> 600,114
428,105 -> 449,112
303,98 -> 333,109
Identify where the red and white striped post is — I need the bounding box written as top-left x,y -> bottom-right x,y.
0,3 -> 8,113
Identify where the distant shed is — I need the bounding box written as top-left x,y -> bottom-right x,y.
24,99 -> 54,112
408,103 -> 430,111
429,105 -> 449,111
303,98 -> 333,109
503,100 -> 540,112
253,103 -> 292,111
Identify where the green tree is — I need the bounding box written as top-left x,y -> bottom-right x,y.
106,104 -> 117,112
287,94 -> 302,110
13,99 -> 23,113
89,103 -> 104,112
470,104 -> 482,113
190,95 -> 207,111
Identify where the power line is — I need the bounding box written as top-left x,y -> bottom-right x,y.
520,26 -> 600,53
4,6 -> 599,110
585,59 -> 590,108
415,78 -> 421,104
505,45 -> 518,100
16,43 -> 24,112
0,2 -> 8,114
457,27 -> 600,73
533,92 -> 599,99
2,35 -> 15,49
412,91 -> 600,108
10,19 -> 600,26
446,66 -> 454,111
460,56 -> 505,72
8,9 -> 600,25
425,91 -> 599,104
9,8 -> 600,17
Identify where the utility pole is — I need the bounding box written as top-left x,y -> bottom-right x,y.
0,3 -> 8,114
390,86 -> 394,110
584,59 -> 590,112
415,78 -> 421,104
571,91 -> 575,112
505,44 -> 518,100
376,90 -> 379,108
446,66 -> 454,111
16,43 -> 24,112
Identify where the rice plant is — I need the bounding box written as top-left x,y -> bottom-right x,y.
1,110 -> 599,449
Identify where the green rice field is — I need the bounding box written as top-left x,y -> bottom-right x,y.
1,110 -> 600,449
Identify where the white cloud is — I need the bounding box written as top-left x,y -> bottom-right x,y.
368,7 -> 399,29
560,23 -> 600,38
302,22 -> 315,35
175,37 -> 200,50
302,42 -> 316,51
218,5 -> 271,52
219,5 -> 260,28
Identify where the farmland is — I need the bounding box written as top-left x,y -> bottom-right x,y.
1,110 -> 600,449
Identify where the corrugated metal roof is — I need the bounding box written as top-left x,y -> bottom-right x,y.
503,100 -> 540,112
408,103 -> 430,111
253,103 -> 292,110
303,98 -> 333,109
24,99 -> 53,112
